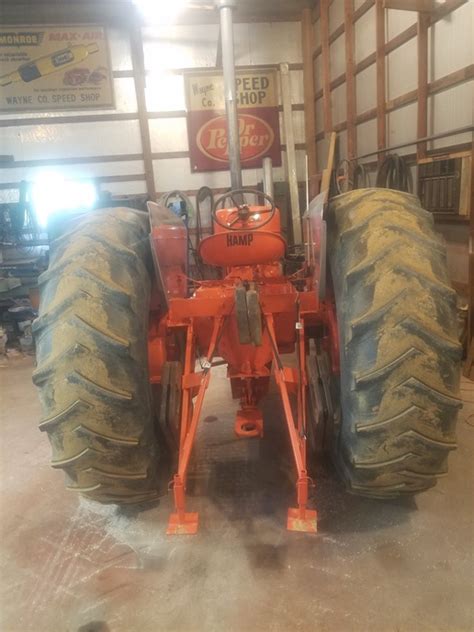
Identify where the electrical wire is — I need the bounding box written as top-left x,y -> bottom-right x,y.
196,186 -> 214,242
195,186 -> 219,279
157,190 -> 196,219
375,153 -> 412,192
352,163 -> 370,189
334,159 -> 353,194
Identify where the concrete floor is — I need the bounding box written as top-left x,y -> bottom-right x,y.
1,355 -> 473,632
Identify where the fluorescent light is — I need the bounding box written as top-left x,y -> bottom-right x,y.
133,0 -> 188,23
31,172 -> 97,228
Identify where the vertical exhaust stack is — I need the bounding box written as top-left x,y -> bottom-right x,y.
216,0 -> 242,190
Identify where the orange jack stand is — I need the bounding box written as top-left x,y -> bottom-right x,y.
265,313 -> 317,534
167,316 -> 225,536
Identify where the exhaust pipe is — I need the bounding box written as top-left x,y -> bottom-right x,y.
216,0 -> 242,190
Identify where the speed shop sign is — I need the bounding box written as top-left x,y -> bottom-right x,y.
185,69 -> 281,172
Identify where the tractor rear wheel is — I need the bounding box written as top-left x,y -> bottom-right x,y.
328,189 -> 462,497
33,208 -> 160,504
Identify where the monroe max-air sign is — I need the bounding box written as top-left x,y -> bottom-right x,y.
185,69 -> 281,172
0,26 -> 114,112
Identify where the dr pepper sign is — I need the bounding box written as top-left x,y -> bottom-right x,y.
185,69 -> 281,172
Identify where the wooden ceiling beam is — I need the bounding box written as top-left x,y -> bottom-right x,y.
0,1 -> 308,25
383,0 -> 436,11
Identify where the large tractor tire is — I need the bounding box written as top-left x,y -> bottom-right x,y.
328,189 -> 462,498
33,208 -> 160,504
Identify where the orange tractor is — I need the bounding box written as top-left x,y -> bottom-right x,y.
145,188 -> 339,533
32,183 -> 462,535
33,1 -> 461,535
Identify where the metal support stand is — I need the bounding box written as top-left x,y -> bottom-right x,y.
265,314 -> 317,533
167,316 -> 225,535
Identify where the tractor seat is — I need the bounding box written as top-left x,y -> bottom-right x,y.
198,231 -> 286,267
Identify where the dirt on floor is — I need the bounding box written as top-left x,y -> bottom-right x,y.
0,356 -> 473,632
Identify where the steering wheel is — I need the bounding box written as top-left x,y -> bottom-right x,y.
212,188 -> 276,231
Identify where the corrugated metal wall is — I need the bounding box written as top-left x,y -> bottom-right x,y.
314,1 -> 473,173
312,1 -> 473,285
0,20 -> 306,225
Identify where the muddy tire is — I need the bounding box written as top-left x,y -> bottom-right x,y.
328,189 -> 462,497
33,208 -> 160,504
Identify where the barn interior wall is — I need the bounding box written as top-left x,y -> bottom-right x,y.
312,1 -> 473,285
0,21 -> 305,228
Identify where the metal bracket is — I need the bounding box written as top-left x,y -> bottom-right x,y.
167,316 -> 225,535
264,313 -> 317,534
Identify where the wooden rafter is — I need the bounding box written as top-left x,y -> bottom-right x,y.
301,7 -> 318,181
130,25 -> 156,200
313,0 -> 375,59
383,0 -> 436,11
344,0 -> 357,161
463,138 -> 474,378
375,0 -> 386,163
314,63 -> 474,141
320,0 -> 332,132
417,13 -> 429,159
